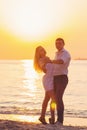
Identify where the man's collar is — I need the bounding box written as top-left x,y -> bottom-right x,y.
58,48 -> 65,53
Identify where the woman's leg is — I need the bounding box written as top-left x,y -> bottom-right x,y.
47,90 -> 56,124
40,91 -> 50,119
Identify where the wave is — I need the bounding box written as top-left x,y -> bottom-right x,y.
0,106 -> 87,119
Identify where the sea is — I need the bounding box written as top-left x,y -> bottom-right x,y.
0,60 -> 87,124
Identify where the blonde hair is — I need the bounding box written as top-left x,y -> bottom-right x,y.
34,46 -> 46,72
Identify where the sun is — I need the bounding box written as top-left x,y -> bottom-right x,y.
0,0 -> 53,42
0,0 -> 68,42
0,0 -> 71,42
9,7 -> 49,41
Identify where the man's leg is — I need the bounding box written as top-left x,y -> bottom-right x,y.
56,85 -> 66,124
54,75 -> 68,124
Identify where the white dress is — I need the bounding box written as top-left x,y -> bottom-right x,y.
42,63 -> 54,91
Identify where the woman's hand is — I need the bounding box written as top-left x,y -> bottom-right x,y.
45,57 -> 52,63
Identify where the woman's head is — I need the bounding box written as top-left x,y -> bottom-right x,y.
34,46 -> 46,72
36,46 -> 46,58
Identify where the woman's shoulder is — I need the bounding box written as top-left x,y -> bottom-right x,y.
39,58 -> 45,68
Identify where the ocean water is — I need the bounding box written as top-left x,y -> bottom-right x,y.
0,60 -> 87,119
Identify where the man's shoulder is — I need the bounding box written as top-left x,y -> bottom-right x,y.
62,49 -> 71,60
63,49 -> 70,55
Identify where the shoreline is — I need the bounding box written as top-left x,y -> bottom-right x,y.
0,114 -> 87,130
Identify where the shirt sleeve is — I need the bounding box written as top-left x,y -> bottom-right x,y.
61,51 -> 71,64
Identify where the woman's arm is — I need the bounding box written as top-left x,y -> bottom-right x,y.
44,57 -> 52,64
42,65 -> 46,73
42,57 -> 52,73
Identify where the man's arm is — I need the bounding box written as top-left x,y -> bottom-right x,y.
52,59 -> 64,64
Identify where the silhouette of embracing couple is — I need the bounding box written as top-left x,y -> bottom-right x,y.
34,38 -> 71,125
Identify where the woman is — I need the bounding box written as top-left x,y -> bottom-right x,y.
34,46 -> 56,124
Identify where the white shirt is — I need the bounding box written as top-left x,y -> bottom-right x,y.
53,48 -> 71,76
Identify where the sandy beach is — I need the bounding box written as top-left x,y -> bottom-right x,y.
0,119 -> 87,130
0,114 -> 87,130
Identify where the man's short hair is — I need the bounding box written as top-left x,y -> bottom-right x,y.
55,38 -> 65,45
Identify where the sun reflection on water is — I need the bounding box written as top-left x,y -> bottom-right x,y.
21,60 -> 39,91
18,60 -> 43,106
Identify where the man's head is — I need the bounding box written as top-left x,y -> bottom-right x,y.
55,38 -> 65,51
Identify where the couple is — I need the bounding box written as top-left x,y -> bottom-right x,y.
34,38 -> 71,125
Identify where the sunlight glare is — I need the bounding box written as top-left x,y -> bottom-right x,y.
51,102 -> 56,111
18,115 -> 38,122
0,114 -> 38,123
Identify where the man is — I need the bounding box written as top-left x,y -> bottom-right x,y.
53,38 -> 71,124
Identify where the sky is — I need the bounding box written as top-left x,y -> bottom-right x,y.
0,0 -> 87,59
